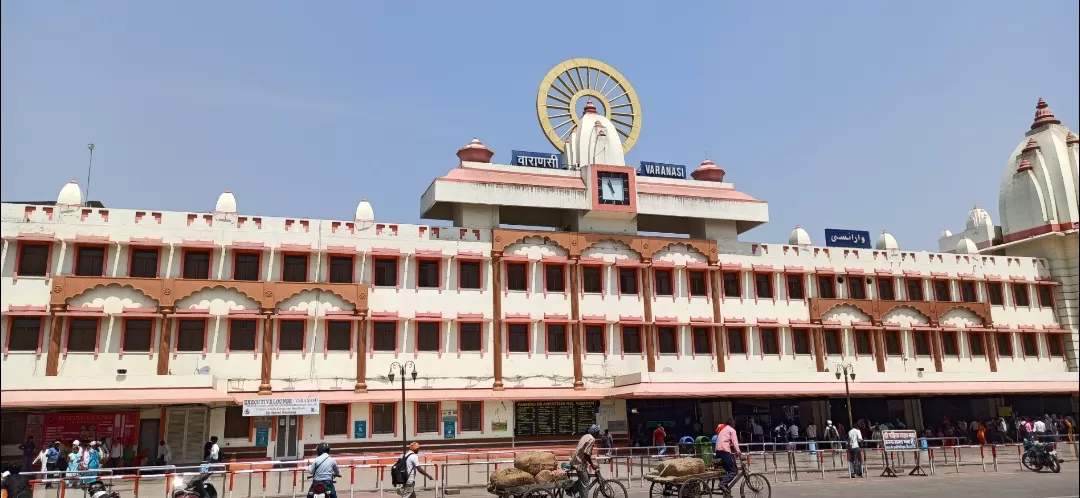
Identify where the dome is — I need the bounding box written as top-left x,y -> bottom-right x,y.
940,229 -> 953,238
875,230 -> 898,250
955,237 -> 978,254
788,225 -> 812,245
355,198 -> 374,223
215,189 -> 237,213
690,159 -> 726,182
57,179 -> 83,206
965,205 -> 993,230
564,100 -> 626,167
456,137 -> 494,163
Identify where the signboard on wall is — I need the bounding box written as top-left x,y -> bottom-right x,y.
638,161 -> 686,180
511,150 -> 564,169
514,401 -> 598,437
882,430 -> 918,451
243,397 -> 320,417
255,427 -> 270,447
824,228 -> 872,249
39,412 -> 138,444
353,421 -> 367,439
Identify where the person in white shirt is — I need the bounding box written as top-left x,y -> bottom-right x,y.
156,441 -> 172,466
788,424 -> 800,440
398,442 -> 432,498
847,427 -> 864,477
1033,419 -> 1047,434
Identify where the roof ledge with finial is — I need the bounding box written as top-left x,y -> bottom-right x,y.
1067,131 -> 1079,145
1016,159 -> 1033,172
583,100 -> 598,115
1031,98 -> 1062,130
690,159 -> 726,182
456,137 -> 495,164
1022,137 -> 1040,153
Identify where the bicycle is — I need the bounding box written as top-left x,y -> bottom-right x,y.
567,467 -> 628,498
676,457 -> 771,498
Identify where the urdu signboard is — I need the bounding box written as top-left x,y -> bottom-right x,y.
824,228 -> 872,249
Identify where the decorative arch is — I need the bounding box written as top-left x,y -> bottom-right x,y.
651,241 -> 712,265
171,284 -> 263,310
818,301 -> 874,323
169,282 -> 264,308
880,304 -> 932,325
578,237 -> 643,260
937,304 -> 990,326
273,284 -> 366,311
492,229 -> 573,255
59,282 -> 161,309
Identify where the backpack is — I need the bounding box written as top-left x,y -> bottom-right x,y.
825,426 -> 838,440
390,451 -> 413,486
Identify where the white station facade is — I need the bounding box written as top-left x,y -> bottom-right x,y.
2,60 -> 1078,462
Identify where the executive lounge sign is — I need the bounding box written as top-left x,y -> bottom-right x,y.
824,228 -> 872,249
511,150 -> 564,169
638,161 -> 686,180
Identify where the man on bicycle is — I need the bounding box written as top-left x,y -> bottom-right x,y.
714,419 -> 742,488
570,425 -> 601,497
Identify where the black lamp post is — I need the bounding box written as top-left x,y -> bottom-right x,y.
389,361 -> 417,451
834,363 -> 856,429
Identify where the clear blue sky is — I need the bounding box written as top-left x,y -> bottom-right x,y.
3,1 -> 1078,250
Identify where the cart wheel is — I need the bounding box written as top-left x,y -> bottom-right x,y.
649,482 -> 667,498
524,488 -> 553,498
592,479 -> 627,498
678,478 -> 709,498
739,473 -> 771,498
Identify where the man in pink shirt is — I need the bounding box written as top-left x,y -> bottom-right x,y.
714,419 -> 741,486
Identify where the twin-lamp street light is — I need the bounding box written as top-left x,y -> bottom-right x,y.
834,363 -> 856,430
388,361 -> 418,451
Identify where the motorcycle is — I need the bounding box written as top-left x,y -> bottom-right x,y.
1021,438 -> 1063,473
172,472 -> 219,498
86,480 -> 121,498
307,480 -> 337,498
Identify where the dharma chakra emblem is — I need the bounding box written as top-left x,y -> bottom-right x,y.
536,58 -> 642,154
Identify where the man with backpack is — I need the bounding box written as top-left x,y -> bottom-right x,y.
391,443 -> 432,498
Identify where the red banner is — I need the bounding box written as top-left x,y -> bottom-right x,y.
38,412 -> 138,445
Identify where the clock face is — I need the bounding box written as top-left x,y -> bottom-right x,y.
597,172 -> 630,205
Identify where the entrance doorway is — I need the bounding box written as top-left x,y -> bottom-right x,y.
138,419 -> 160,464
275,416 -> 299,460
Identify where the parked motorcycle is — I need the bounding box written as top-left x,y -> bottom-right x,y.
1021,438 -> 1063,473
307,480 -> 336,498
86,480 -> 121,498
172,472 -> 219,498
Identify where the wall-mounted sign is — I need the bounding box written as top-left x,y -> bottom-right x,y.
511,150 -> 563,169
638,161 -> 686,180
353,421 -> 367,439
824,229 -> 872,249
254,427 -> 270,447
242,397 -> 320,417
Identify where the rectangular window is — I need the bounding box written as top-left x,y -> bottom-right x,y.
416,322 -> 440,352
726,328 -> 746,355
176,320 -> 205,352
582,266 -> 603,293
67,319 -> 98,352
969,332 -> 985,357
906,279 -> 924,301
282,254 -> 308,282
941,331 -> 958,357
545,264 -> 566,293
233,252 -> 261,281
1012,284 -> 1030,307
372,403 -> 395,435
416,402 -> 439,434
692,327 -> 711,355
122,319 -> 153,352
688,270 -> 708,297
817,275 -> 836,299
323,405 -> 348,436
546,324 -> 567,353
224,407 -> 249,439
933,280 -> 952,302
1021,333 -> 1038,356
824,330 -> 842,356
374,258 -> 398,287
913,331 -> 931,356
787,275 -> 805,300
654,269 -> 674,296
848,277 -> 867,300
229,320 -> 257,352
722,272 -> 741,298
988,282 -> 1004,305
459,261 -> 482,290
417,260 -> 440,289
585,325 -> 605,354
8,318 -> 42,352
877,278 -> 895,301
373,322 -> 397,352
16,243 -> 49,277
854,330 -> 873,356
329,256 -> 354,284
996,333 -> 1013,357
75,246 -> 106,276
507,323 -> 529,353
621,326 -> 642,354
459,322 -> 482,352
793,329 -> 811,355
506,262 -> 528,291
182,250 -> 211,279
618,268 -> 639,295
760,328 -> 780,355
885,330 -> 902,356
960,281 -> 978,303
1037,285 -> 1054,308
278,321 -> 305,351
130,249 -> 160,278
755,274 -> 773,299
1047,334 -> 1064,357
326,321 -> 352,352
460,401 -> 482,432
657,326 -> 677,354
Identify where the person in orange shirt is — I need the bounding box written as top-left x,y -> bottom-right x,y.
714,420 -> 742,487
976,422 -> 987,445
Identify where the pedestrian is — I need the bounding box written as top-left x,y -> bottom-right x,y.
17,437 -> 36,472
395,443 -> 433,498
205,437 -> 221,464
156,441 -> 172,466
600,429 -> 614,456
653,424 -> 667,456
714,420 -> 741,489
847,425 -> 864,478
43,442 -> 61,488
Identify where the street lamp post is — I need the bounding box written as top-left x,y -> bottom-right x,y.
834,363 -> 856,429
389,361 -> 417,451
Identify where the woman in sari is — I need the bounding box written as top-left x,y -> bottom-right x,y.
82,442 -> 101,482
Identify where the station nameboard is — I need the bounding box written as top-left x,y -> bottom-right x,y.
511,150 -> 563,169
638,161 -> 686,180
824,228 -> 872,249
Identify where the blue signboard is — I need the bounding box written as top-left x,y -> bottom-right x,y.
824,229 -> 872,249
638,161 -> 687,180
443,420 -> 456,439
353,420 -> 367,439
254,427 -> 270,447
511,150 -> 563,169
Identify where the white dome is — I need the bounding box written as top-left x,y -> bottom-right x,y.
965,205 -> 993,230
875,230 -> 899,250
215,189 -> 237,213
564,101 -> 626,168
788,225 -> 812,245
955,237 -> 978,254
940,229 -> 953,238
354,199 -> 374,223
57,179 -> 83,206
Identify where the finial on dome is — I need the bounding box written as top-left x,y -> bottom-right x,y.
788,225 -> 812,245
57,179 -> 83,207
1067,131 -> 1079,145
690,159 -> 726,182
1016,159 -> 1033,172
1022,137 -> 1040,153
583,100 -> 598,115
955,236 -> 978,254
456,137 -> 494,163
875,230 -> 899,251
1031,98 -> 1061,129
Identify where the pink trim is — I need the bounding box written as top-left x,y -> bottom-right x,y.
619,315 -> 644,323
415,249 -> 446,258
280,243 -> 316,253
370,247 -> 401,256
581,314 -> 611,323
229,241 -> 265,249
456,251 -> 488,260
636,179 -> 765,203
14,232 -> 56,241
326,245 -> 359,254
614,259 -> 645,267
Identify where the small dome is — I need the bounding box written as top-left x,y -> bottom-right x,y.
940,229 -> 953,238
955,236 -> 978,254
57,179 -> 82,206
788,225 -> 812,245
355,198 -> 374,223
1031,98 -> 1061,130
215,189 -> 237,213
690,159 -> 726,182
456,137 -> 494,163
875,230 -> 899,250
965,205 -> 993,229
1067,131 -> 1079,145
